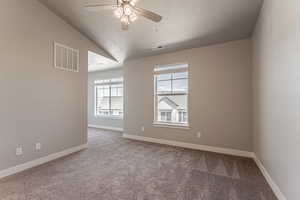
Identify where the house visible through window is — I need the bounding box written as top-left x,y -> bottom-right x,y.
160,111 -> 172,122
178,111 -> 188,123
95,78 -> 123,117
154,63 -> 189,126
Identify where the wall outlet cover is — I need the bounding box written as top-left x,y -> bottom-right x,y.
141,126 -> 145,132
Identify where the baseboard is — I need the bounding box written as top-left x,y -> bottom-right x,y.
123,134 -> 253,158
123,134 -> 287,199
253,154 -> 287,200
88,124 -> 123,132
0,144 -> 87,179
0,133 -> 286,200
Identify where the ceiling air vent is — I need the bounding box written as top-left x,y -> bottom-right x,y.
54,42 -> 79,72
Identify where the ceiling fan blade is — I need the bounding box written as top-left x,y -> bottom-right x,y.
84,4 -> 117,12
133,7 -> 162,22
121,21 -> 129,31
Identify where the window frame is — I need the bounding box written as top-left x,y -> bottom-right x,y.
94,78 -> 123,119
153,63 -> 190,128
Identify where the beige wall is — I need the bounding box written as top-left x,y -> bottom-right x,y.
124,39 -> 253,151
88,69 -> 123,129
0,0 -> 105,171
252,0 -> 300,199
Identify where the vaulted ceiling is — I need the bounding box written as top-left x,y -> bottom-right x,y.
38,0 -> 262,67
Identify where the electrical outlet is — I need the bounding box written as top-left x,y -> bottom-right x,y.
16,147 -> 23,156
197,132 -> 202,138
36,143 -> 42,150
141,126 -> 145,132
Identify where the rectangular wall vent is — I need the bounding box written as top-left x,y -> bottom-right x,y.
54,42 -> 79,72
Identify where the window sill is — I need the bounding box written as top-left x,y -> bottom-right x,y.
152,122 -> 190,130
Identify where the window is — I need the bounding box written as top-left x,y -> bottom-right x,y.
160,111 -> 172,122
178,111 -> 188,123
154,63 -> 189,126
95,78 -> 123,117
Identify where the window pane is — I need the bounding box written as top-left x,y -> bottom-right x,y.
179,111 -> 188,123
118,87 -> 123,96
96,86 -> 110,116
173,79 -> 188,93
166,112 -> 172,121
157,94 -> 187,123
111,77 -> 123,82
157,80 -> 171,94
156,73 -> 172,81
97,86 -> 109,96
98,85 -> 110,97
173,71 -> 188,79
111,84 -> 123,97
111,86 -> 117,97
95,79 -> 110,84
154,65 -> 188,125
95,78 -> 123,117
111,96 -> 123,116
159,111 -> 172,122
96,97 -> 110,109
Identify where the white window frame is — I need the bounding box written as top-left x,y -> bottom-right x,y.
153,63 -> 190,129
94,78 -> 123,119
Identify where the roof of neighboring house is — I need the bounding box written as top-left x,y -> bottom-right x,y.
158,95 -> 187,110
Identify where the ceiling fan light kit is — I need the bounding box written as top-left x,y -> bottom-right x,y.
114,7 -> 123,18
115,2 -> 137,25
85,0 -> 162,30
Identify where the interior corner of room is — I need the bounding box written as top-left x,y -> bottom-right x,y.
0,0 -> 298,199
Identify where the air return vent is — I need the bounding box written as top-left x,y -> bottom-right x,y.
54,42 -> 79,72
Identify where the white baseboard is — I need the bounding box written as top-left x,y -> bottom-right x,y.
123,134 -> 253,158
0,132 -> 286,200
88,124 -> 123,132
253,154 -> 287,200
0,144 -> 87,179
123,134 -> 287,200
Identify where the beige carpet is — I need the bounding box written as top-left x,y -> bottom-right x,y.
0,128 -> 277,200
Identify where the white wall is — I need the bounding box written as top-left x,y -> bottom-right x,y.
124,39 -> 253,151
0,0 -> 106,171
252,0 -> 300,199
88,69 -> 123,130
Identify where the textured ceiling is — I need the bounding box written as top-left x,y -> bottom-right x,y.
38,0 -> 262,67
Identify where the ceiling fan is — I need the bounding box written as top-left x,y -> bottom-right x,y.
84,0 -> 162,30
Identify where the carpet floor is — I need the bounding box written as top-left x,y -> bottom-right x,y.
0,128 -> 277,200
